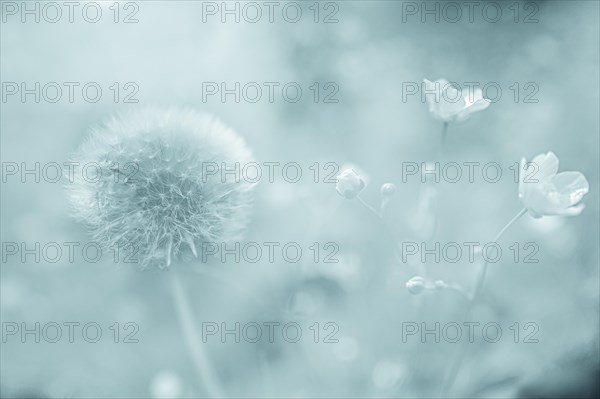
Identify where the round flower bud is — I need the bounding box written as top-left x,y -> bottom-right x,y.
66,107 -> 255,270
380,183 -> 397,197
406,276 -> 427,295
336,169 -> 365,199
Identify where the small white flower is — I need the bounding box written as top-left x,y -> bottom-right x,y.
423,78 -> 490,123
519,151 -> 589,218
336,169 -> 365,199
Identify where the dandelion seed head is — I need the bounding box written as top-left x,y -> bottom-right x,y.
67,107 -> 255,269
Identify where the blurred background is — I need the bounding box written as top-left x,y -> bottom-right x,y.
1,0 -> 599,398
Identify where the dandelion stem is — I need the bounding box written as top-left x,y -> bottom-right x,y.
441,207 -> 527,396
169,270 -> 225,398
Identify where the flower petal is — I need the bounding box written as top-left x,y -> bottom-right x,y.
443,84 -> 461,103
424,78 -> 463,122
423,78 -> 446,102
530,151 -> 559,181
454,110 -> 473,123
424,78 -> 450,90
553,171 -> 589,206
526,208 -> 543,218
462,88 -> 489,110
423,79 -> 443,115
466,98 -> 491,113
554,203 -> 586,217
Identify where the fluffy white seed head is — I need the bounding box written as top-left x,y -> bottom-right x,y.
66,108 -> 255,270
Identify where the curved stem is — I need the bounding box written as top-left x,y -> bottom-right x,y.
356,194 -> 382,220
441,208 -> 527,395
492,208 -> 528,243
470,208 -> 527,302
436,281 -> 471,301
169,269 -> 225,398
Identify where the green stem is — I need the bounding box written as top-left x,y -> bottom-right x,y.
441,208 -> 527,396
169,270 -> 225,398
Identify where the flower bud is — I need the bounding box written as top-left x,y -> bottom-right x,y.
405,276 -> 427,295
380,183 -> 397,197
336,169 -> 365,199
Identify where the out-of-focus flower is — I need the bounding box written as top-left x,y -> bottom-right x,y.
380,183 -> 397,197
405,276 -> 470,298
423,78 -> 490,123
405,276 -> 427,295
67,107 -> 255,269
372,360 -> 407,391
332,336 -> 360,361
518,151 -> 589,218
336,168 -> 365,199
150,370 -> 183,399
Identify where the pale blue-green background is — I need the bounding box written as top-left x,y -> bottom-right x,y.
1,1 -> 599,398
